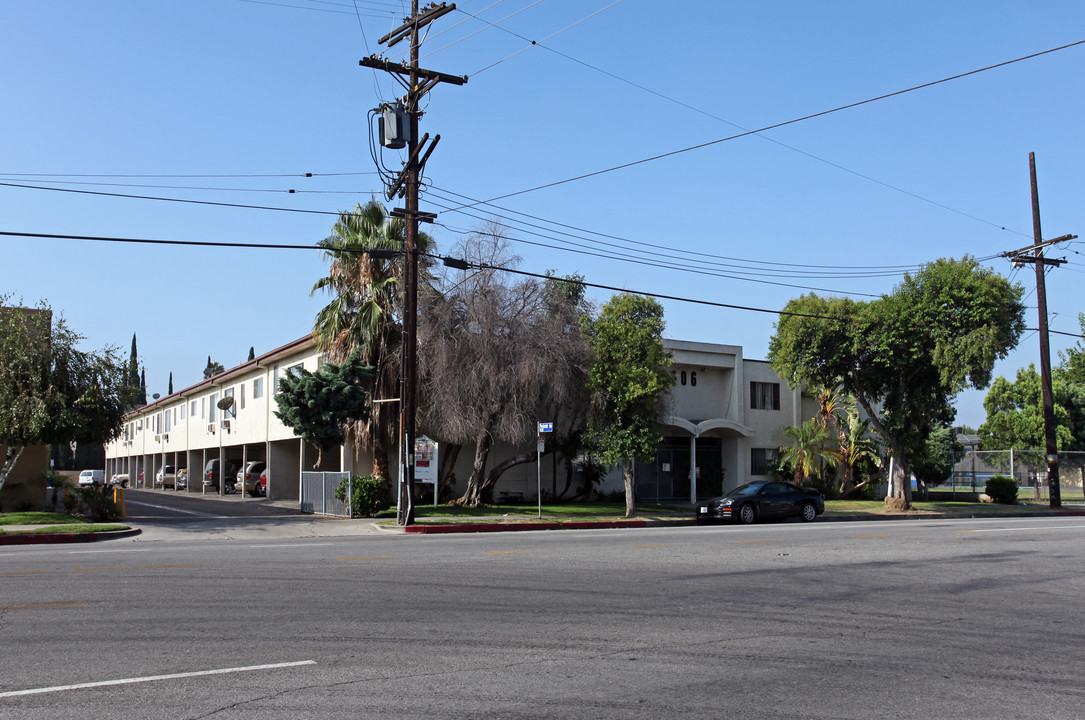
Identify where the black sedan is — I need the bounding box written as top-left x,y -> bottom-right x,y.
696,480 -> 824,524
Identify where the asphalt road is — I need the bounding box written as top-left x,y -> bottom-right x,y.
2,509 -> 1085,719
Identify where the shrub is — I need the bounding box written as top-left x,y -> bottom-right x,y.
65,484 -> 121,522
985,475 -> 1018,505
334,475 -> 390,517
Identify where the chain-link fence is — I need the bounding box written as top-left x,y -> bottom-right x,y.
949,450 -> 1085,498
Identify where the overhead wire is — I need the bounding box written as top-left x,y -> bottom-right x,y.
443,38 -> 1085,212
452,15 -> 1033,240
424,183 -> 926,273
471,0 -> 626,75
0,229 -> 852,323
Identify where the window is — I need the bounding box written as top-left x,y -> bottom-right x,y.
240,383 -> 246,410
751,448 -> 776,476
750,381 -> 780,410
180,403 -> 186,420
224,388 -> 236,418
209,393 -> 219,423
164,410 -> 171,434
201,397 -> 206,420
190,400 -> 197,417
253,377 -> 264,399
277,363 -> 302,391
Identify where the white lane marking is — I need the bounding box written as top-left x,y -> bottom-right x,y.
0,660 -> 317,698
961,524 -> 1085,533
124,500 -> 222,517
244,543 -> 336,549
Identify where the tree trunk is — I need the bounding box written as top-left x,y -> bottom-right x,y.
451,430 -> 493,507
372,427 -> 390,480
479,452 -> 539,502
0,444 -> 26,494
885,455 -> 912,511
623,460 -> 636,518
439,443 -> 462,487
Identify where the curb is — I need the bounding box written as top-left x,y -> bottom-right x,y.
403,519 -> 653,534
0,528 -> 142,546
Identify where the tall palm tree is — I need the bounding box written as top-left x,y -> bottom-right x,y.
311,200 -> 430,480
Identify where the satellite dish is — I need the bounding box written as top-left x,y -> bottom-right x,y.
152,393 -> 161,400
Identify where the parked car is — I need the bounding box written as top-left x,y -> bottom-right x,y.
155,465 -> 177,488
258,468 -> 268,497
696,480 -> 824,524
238,461 -> 267,497
109,473 -> 130,488
175,468 -> 188,490
203,458 -> 240,492
78,469 -> 105,486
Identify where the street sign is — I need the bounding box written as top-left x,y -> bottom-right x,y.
538,422 -> 553,433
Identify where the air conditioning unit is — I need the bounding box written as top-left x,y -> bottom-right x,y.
222,420 -> 231,432
207,423 -> 216,434
154,434 -> 161,442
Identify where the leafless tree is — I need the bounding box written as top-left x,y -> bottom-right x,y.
419,223 -> 592,506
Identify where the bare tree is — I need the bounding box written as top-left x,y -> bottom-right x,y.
419,224 -> 592,507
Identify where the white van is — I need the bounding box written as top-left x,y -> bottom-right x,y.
78,469 -> 105,486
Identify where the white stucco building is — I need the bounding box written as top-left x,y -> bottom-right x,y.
105,336 -> 812,506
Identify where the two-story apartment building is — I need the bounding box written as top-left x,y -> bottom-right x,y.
105,336 -> 812,506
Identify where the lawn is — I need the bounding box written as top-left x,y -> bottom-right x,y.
374,501 -> 689,523
0,511 -> 130,535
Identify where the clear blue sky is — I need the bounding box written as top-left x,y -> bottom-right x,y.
3,1 -> 1083,429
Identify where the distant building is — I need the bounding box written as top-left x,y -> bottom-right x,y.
105,335 -> 810,507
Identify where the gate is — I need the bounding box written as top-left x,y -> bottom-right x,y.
300,472 -> 351,517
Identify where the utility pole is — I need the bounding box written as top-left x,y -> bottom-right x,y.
1001,153 -> 1076,508
362,2 -> 466,525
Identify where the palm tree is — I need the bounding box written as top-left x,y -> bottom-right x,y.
835,410 -> 882,496
311,200 -> 430,481
778,418 -> 840,490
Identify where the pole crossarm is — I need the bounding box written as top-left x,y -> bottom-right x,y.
359,56 -> 468,87
378,2 -> 457,47
1000,233 -> 1077,258
1010,255 -> 1066,267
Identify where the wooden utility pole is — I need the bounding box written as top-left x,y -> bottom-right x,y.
1001,153 -> 1075,508
362,2 -> 466,525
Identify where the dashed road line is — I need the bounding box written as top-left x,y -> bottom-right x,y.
0,660 -> 317,698
0,601 -> 86,611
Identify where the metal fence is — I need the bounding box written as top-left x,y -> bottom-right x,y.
951,450 -> 1085,492
300,471 -> 352,517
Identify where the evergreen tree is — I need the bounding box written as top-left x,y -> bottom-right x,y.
168,372 -> 173,395
248,346 -> 255,361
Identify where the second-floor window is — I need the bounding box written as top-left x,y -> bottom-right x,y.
750,381 -> 780,410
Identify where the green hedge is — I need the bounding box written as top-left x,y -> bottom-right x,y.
334,475 -> 390,517
985,475 -> 1018,505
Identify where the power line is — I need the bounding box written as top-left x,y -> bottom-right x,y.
446,38 -> 1085,212
0,181 -> 344,216
471,0 -> 627,75
425,184 -> 926,273
454,17 -> 1032,240
0,228 -> 842,321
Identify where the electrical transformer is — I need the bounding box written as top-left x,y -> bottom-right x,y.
379,102 -> 409,149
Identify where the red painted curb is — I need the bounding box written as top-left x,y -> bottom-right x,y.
0,528 -> 141,546
404,519 -> 650,534
0,532 -> 97,545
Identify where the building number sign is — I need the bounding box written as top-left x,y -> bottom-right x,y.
677,370 -> 697,386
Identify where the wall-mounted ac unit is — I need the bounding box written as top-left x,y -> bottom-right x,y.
154,434 -> 161,442
207,423 -> 216,434
222,420 -> 231,432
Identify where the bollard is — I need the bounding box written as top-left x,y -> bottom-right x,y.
113,486 -> 126,519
